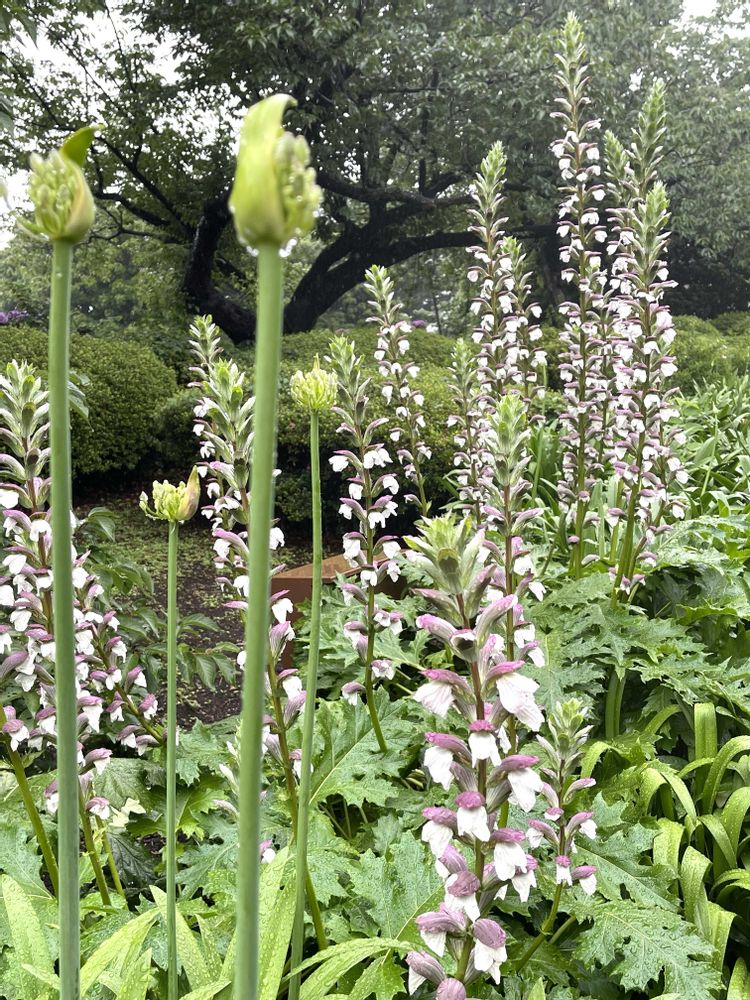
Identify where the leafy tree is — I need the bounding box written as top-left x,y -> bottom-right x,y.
2,0 -> 750,340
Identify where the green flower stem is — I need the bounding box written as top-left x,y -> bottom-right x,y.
48,238 -> 79,1000
364,587 -> 387,753
235,242 -> 285,1000
513,886 -> 567,972
97,820 -> 125,898
289,412 -> 326,1000
78,789 -> 111,906
166,520 -> 179,1000
0,706 -> 59,895
604,668 -> 627,740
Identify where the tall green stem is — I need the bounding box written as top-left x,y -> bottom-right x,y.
49,238 -> 79,1000
235,243 -> 284,1000
166,521 -> 179,1000
290,412 -> 325,1000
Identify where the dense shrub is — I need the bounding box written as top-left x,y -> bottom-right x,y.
0,325 -> 177,475
670,314 -> 749,390
712,310 -> 750,337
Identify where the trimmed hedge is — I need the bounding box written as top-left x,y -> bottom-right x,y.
0,325 -> 177,475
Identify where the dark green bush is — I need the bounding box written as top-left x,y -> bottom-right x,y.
0,325 -> 177,475
712,311 -> 750,337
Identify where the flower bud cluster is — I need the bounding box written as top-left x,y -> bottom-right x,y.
23,126 -> 99,244
405,504 -> 596,991
229,94 -> 321,251
0,361 -> 158,822
467,144 -> 546,416
290,355 -> 337,414
189,317 -> 305,792
365,265 -> 431,514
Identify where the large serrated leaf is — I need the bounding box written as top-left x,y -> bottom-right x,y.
295,938 -> 410,1000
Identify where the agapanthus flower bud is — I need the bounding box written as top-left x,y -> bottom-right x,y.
229,94 -> 321,249
140,468 -> 201,523
290,355 -> 337,413
25,125 -> 101,243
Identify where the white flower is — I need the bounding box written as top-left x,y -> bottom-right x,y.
508,767 -> 543,812
0,585 -> 14,606
511,865 -> 536,902
413,682 -> 454,718
272,597 -> 294,623
468,729 -> 501,767
330,454 -> 349,473
456,803 -> 491,842
493,840 -> 528,881
424,746 -> 454,790
422,820 -> 453,859
495,672 -> 543,731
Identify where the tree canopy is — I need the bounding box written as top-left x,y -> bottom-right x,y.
2,0 -> 750,340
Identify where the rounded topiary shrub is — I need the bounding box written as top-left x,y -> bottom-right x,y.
0,325 -> 177,475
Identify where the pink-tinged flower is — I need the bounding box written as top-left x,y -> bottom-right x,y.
415,613 -> 456,644
494,667 -> 543,731
555,855 -> 573,885
2,716 -> 28,751
436,980 -> 467,1000
424,745 -> 454,790
527,819 -> 557,849
472,917 -> 507,983
406,951 -> 446,993
498,755 -> 543,811
468,719 -> 501,767
413,669 -> 472,717
572,864 -> 598,895
445,869 -> 481,921
455,790 -> 491,842
86,796 -> 111,821
435,844 -> 468,880
415,904 -> 466,957
511,855 -> 538,902
567,811 -> 597,840
422,806 -> 457,858
341,681 -> 365,706
492,828 -> 527,881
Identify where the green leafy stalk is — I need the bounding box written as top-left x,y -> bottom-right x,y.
48,238 -> 80,1000
289,410 -> 324,1000
235,242 -> 284,1000
166,520 -> 178,1000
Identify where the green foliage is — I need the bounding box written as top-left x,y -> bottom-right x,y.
0,324 -> 176,475
672,315 -> 750,392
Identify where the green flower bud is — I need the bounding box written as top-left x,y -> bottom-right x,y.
140,467 -> 201,523
290,355 -> 337,413
25,125 -> 101,243
229,94 -> 321,249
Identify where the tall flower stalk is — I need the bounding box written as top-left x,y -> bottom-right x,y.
328,336 -> 403,753
140,471 -> 200,1000
288,359 -> 337,1000
604,81 -> 686,604
447,339 -> 489,525
229,94 -> 320,1000
23,124 -> 99,1000
365,265 -> 432,515
552,14 -> 613,577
